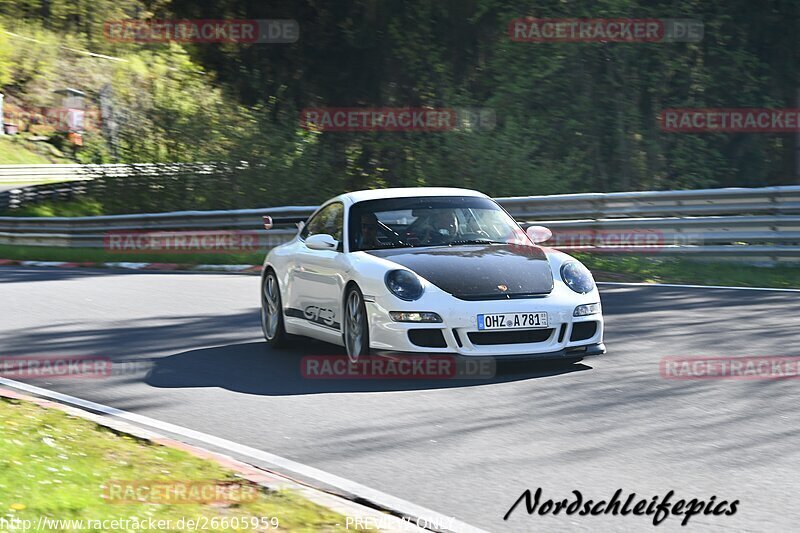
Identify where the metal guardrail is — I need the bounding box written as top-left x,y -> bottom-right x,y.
0,185 -> 799,261
0,164 -> 90,182
0,163 -> 225,215
0,163 -> 219,183
0,163 -> 225,210
501,186 -> 800,219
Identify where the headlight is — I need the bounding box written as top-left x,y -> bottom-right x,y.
573,303 -> 601,317
385,270 -> 424,301
389,311 -> 442,323
560,262 -> 595,294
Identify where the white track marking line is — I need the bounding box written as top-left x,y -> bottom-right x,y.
102,262 -> 151,269
598,281 -> 800,293
19,261 -> 68,267
194,264 -> 255,271
0,377 -> 487,533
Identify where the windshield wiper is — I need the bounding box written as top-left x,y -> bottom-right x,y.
366,242 -> 415,250
448,239 -> 506,245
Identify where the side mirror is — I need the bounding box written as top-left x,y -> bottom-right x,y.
305,233 -> 339,251
263,216 -> 273,230
526,225 -> 553,244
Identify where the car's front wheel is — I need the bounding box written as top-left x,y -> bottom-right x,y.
261,270 -> 288,347
343,286 -> 370,362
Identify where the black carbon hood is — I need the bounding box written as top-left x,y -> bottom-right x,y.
368,244 -> 554,300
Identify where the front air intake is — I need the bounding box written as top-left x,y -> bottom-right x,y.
570,322 -> 598,342
467,328 -> 554,346
408,329 -> 448,348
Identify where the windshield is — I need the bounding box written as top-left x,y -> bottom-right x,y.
348,196 -> 531,251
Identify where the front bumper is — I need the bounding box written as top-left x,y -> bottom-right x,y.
365,293 -> 605,357
373,342 -> 606,361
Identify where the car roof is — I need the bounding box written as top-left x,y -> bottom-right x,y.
338,187 -> 489,205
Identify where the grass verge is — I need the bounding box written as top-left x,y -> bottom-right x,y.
0,136 -> 73,164
2,198 -> 105,217
0,244 -> 264,266
576,253 -> 800,289
0,397 -> 345,531
0,245 -> 797,289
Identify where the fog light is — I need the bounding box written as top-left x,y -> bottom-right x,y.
573,303 -> 600,317
389,311 -> 443,323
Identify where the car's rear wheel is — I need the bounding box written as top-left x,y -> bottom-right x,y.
344,286 -> 370,362
261,270 -> 288,347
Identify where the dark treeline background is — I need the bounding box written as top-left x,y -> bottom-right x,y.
0,0 -> 798,212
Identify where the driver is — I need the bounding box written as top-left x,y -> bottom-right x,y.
357,212 -> 380,249
421,210 -> 458,245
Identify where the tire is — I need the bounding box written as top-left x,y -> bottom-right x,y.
343,285 -> 370,363
261,270 -> 288,348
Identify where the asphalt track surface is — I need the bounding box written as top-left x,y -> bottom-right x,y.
1,266 -> 799,532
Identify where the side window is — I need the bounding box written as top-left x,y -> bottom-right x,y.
301,202 -> 343,242
300,212 -> 322,240
322,203 -> 344,241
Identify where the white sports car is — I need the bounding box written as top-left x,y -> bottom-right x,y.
260,187 -> 605,362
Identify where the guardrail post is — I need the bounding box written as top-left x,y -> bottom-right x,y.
769,188 -> 779,216
8,188 -> 21,210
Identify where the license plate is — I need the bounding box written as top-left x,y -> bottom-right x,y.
477,312 -> 548,330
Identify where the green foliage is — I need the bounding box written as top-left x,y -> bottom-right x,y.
0,22 -> 12,87
74,132 -> 113,163
108,45 -> 238,162
1,21 -> 59,93
7,197 -> 105,216
0,136 -> 72,164
1,0 -> 798,213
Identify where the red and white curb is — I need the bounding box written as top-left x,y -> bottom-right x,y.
0,259 -> 262,274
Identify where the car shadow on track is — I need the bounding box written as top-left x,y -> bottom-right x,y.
144,341 -> 592,395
